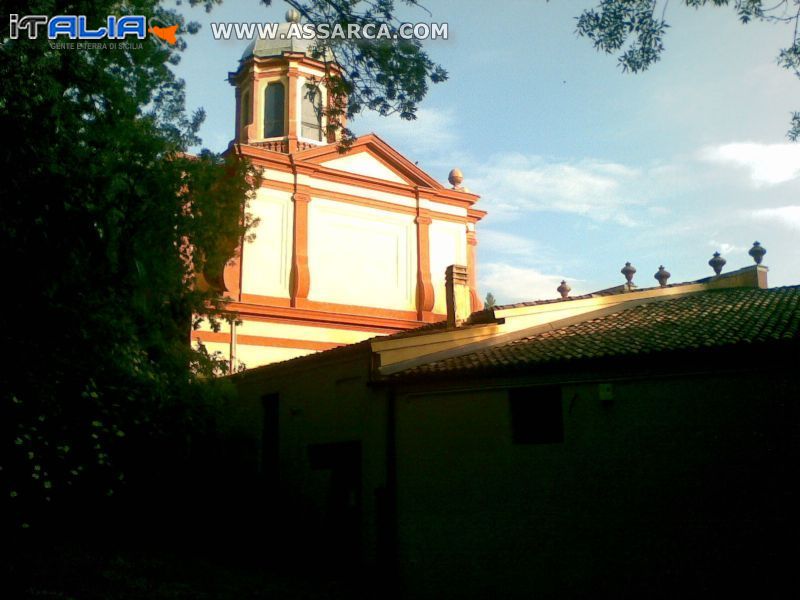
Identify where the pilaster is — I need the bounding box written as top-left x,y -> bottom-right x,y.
467,229 -> 482,312
290,191 -> 311,306
415,212 -> 435,321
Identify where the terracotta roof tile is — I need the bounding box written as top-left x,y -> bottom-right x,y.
399,286 -> 800,378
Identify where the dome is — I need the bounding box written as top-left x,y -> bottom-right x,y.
239,11 -> 335,62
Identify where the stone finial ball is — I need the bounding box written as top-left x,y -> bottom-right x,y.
448,168 -> 464,188
286,8 -> 301,23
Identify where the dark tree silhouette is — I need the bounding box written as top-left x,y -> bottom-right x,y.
1,0 -> 452,530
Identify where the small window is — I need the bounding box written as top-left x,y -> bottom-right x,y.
301,83 -> 324,141
264,82 -> 285,138
509,386 -> 564,444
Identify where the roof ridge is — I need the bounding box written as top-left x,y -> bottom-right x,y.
486,277 -> 800,313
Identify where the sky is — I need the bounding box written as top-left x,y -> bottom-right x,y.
171,0 -> 800,304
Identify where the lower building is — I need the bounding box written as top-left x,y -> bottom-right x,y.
226,261 -> 799,598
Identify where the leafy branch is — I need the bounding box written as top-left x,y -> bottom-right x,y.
574,0 -> 800,140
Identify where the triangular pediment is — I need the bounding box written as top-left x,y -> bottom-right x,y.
296,134 -> 444,189
319,151 -> 408,184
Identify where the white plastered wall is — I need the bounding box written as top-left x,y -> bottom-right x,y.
297,174 -> 415,208
235,344 -> 313,369
430,220 -> 467,315
241,187 -> 293,299
193,317 -> 379,369
307,198 -> 417,310
237,319 -> 375,345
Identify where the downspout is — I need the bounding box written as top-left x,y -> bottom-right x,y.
229,319 -> 237,374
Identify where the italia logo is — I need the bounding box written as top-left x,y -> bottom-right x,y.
8,14 -> 178,45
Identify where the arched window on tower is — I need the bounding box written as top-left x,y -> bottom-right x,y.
301,83 -> 324,141
264,82 -> 285,138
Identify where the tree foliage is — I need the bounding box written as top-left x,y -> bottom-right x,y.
0,0 -> 259,528
574,0 -> 800,140
1,0 -> 446,530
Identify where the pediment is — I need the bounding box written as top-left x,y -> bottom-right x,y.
296,134 -> 444,189
319,151 -> 409,184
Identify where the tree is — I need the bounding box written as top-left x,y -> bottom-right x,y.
0,0 -> 259,529
573,0 -> 800,140
1,0 -> 448,530
484,292 -> 497,309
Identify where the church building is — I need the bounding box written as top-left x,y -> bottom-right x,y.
191,12 -> 485,369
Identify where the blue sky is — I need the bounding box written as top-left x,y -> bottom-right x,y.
172,0 -> 800,303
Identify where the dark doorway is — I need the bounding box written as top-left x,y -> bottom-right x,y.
308,441 -> 362,569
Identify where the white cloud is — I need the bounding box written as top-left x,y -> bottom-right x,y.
750,206 -> 800,230
468,154 -> 646,225
699,142 -> 800,186
478,262 -> 577,305
479,230 -> 541,258
351,107 -> 457,156
708,240 -> 747,256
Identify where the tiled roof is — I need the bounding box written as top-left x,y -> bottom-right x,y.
399,286 -> 800,378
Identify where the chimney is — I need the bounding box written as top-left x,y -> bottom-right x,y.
445,264 -> 471,328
